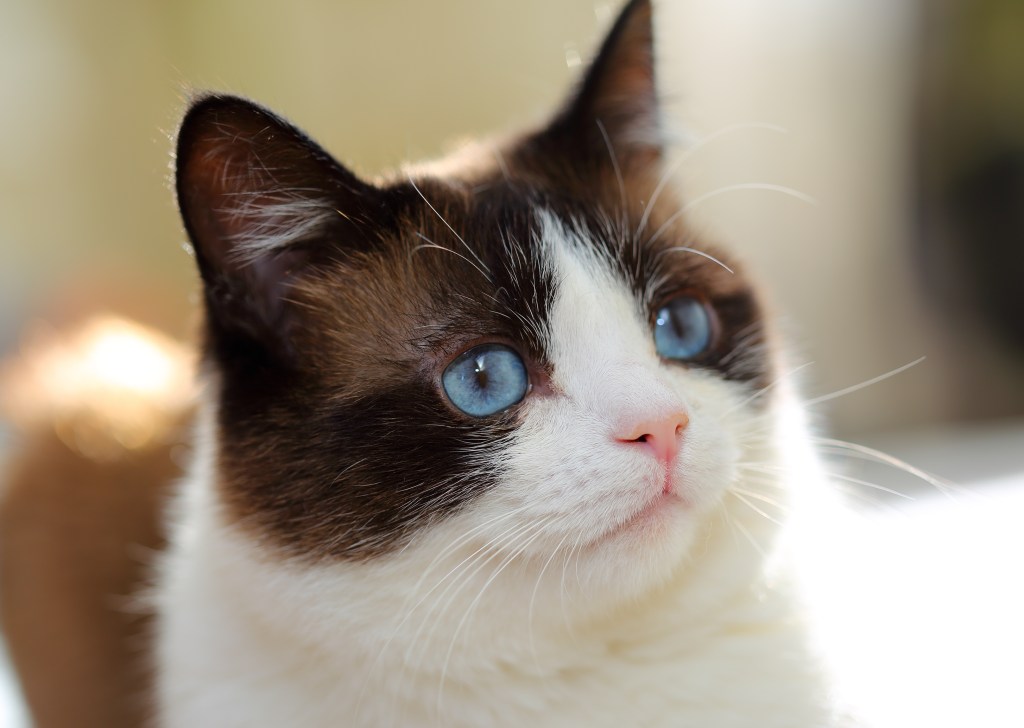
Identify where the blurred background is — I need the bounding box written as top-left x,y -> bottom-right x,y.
1,0 -> 1022,436
0,0 -> 1021,726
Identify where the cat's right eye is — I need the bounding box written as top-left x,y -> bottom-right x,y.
442,344 -> 529,418
653,295 -> 714,361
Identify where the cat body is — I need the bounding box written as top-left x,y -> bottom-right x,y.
157,1 -> 840,724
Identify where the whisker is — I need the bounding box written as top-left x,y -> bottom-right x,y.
401,520 -> 528,666
595,119 -> 629,240
646,183 -> 817,247
812,437 -> 965,499
652,245 -> 734,275
526,526 -> 575,670
411,234 -> 491,282
638,122 -> 791,239
559,530 -> 587,640
730,490 -> 785,526
804,357 -> 926,407
636,150 -> 685,239
410,517 -> 541,664
724,361 -> 814,415
739,461 -> 917,500
731,486 -> 789,510
435,517 -> 553,719
725,509 -> 766,558
377,516 -> 541,726
683,182 -> 818,212
679,122 -> 790,162
372,509 -> 532,688
821,471 -> 917,500
407,175 -> 492,279
832,482 -> 912,514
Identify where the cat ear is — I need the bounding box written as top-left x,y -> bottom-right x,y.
546,0 -> 661,169
175,94 -> 381,361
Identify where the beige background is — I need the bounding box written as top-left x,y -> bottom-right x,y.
1,0 -> 1021,436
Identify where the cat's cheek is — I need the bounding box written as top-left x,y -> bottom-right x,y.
673,418 -> 740,508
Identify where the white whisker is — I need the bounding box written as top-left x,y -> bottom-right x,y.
679,122 -> 789,162
804,357 -> 926,407
647,183 -> 817,246
435,517 -> 553,720
653,245 -> 734,274
636,150 -> 685,238
525,526 -> 577,670
595,119 -> 628,236
730,490 -> 785,526
412,234 -> 491,282
725,361 -> 814,415
813,437 -> 965,499
724,508 -> 766,558
731,486 -> 789,511
407,175 -> 492,279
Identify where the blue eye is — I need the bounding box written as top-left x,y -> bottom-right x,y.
442,344 -> 529,417
654,296 -> 714,361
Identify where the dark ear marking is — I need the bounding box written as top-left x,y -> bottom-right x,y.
547,0 -> 661,169
174,94 -> 383,362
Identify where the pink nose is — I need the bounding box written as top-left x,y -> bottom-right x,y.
616,410 -> 690,464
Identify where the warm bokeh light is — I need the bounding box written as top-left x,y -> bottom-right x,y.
0,316 -> 195,460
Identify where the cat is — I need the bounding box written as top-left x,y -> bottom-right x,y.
157,0 -> 844,725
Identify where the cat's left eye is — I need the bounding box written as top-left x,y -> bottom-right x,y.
654,296 -> 714,361
442,344 -> 529,418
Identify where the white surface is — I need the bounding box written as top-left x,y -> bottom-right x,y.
0,423 -> 28,728
800,470 -> 1024,727
0,641 -> 27,728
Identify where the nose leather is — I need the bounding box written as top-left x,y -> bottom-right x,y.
617,410 -> 689,464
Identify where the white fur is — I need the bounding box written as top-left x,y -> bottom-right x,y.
156,212 -> 840,726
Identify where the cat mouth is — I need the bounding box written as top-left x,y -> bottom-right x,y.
596,490 -> 686,545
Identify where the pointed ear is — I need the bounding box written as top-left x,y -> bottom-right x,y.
546,0 -> 661,169
175,94 -> 381,363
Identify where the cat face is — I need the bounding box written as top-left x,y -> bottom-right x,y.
175,0 -> 776,608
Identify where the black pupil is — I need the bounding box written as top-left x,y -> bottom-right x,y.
669,308 -> 688,337
474,356 -> 489,389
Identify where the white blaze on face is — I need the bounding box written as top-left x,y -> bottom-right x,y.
464,211 -> 752,597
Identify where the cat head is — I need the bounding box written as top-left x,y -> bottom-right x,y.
175,0 -> 778,617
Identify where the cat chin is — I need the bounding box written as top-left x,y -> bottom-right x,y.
388,490 -> 712,623
565,504 -> 704,603
586,490 -> 692,550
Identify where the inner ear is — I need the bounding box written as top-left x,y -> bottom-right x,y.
175,94 -> 383,362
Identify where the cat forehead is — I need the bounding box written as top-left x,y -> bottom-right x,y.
287,175 -> 763,401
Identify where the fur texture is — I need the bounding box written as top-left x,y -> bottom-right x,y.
157,1 -> 841,725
